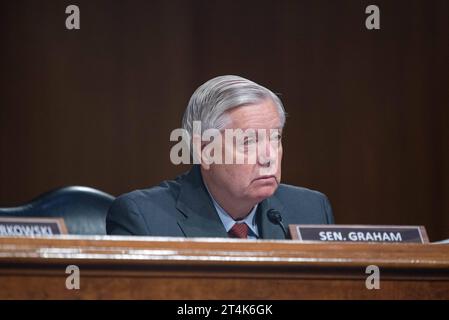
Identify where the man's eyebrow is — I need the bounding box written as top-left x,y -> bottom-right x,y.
236,126 -> 283,129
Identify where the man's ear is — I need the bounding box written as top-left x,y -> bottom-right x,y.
192,133 -> 211,170
200,141 -> 211,171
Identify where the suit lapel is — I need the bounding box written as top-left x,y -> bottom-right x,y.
176,165 -> 228,238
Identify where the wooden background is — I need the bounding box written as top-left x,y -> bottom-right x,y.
0,0 -> 448,240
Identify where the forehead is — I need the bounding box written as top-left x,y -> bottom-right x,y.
225,99 -> 282,130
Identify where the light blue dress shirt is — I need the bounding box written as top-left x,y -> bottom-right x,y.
204,184 -> 259,239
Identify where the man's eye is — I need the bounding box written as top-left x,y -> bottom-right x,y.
243,138 -> 256,145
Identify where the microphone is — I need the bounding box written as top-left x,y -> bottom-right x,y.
267,209 -> 290,239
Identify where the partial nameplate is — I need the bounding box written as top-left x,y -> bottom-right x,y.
289,224 -> 428,243
0,217 -> 68,236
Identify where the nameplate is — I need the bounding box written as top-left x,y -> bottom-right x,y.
0,217 -> 68,236
289,224 -> 428,243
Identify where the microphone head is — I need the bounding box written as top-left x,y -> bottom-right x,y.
267,209 -> 282,224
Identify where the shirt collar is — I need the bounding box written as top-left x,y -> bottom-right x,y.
203,181 -> 259,237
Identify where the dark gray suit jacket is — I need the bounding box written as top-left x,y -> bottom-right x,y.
106,165 -> 334,239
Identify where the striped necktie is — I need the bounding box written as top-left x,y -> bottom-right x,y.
228,223 -> 249,239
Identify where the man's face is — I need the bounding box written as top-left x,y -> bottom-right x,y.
203,99 -> 283,205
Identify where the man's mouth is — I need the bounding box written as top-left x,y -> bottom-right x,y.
254,175 -> 276,182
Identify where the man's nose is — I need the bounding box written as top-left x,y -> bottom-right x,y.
257,141 -> 277,166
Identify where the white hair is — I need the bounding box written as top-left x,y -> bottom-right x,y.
182,75 -> 286,138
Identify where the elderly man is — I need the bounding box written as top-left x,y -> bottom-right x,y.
106,75 -> 334,239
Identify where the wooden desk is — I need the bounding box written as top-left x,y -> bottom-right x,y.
0,235 -> 448,299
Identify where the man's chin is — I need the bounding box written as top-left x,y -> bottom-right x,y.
251,186 -> 277,203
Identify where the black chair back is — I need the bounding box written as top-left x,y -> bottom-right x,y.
0,186 -> 115,235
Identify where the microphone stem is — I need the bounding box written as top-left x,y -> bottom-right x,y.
279,221 -> 289,239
